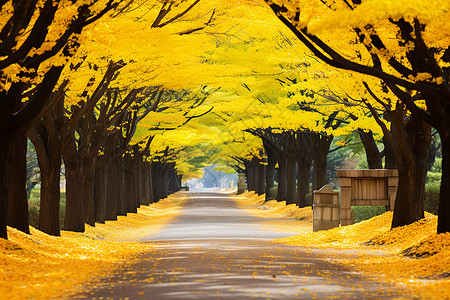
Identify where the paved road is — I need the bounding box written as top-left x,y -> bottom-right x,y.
74,191 -> 408,299
144,191 -> 295,240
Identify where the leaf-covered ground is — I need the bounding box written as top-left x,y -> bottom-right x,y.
237,192 -> 450,300
0,195 -> 186,300
2,191 -> 449,299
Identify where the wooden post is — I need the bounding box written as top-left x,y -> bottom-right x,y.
337,169 -> 398,226
313,185 -> 340,231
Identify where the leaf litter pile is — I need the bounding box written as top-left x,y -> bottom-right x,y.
237,192 -> 450,300
0,195 -> 186,300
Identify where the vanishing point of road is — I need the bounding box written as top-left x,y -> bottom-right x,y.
74,190 -> 408,299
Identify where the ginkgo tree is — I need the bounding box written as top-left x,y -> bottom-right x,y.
0,0 -> 120,239
262,0 -> 449,232
7,0 -> 266,237
1,0 -> 218,237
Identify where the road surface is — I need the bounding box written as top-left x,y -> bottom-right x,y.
73,190 -> 407,299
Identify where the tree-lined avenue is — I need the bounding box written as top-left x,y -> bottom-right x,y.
74,191 -> 406,299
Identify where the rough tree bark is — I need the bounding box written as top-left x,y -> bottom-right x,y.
391,114 -> 430,228
0,140 -> 10,238
297,158 -> 312,207
257,162 -> 266,195
6,134 -> 29,233
263,142 -> 277,200
81,157 -> 96,226
63,139 -> 84,232
28,108 -> 65,236
124,155 -> 137,213
117,158 -> 127,215
94,164 -> 106,223
312,134 -> 332,192
277,156 -> 288,202
358,130 -> 383,169
244,160 -> 254,192
133,157 -> 142,207
286,157 -> 297,205
439,132 -> 450,233
147,163 -> 154,204
105,160 -> 119,221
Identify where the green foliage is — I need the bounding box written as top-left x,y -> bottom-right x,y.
428,157 -> 442,183
427,171 -> 442,183
425,154 -> 441,214
326,137 -> 360,189
352,206 -> 386,223
268,186 -> 278,199
424,181 -> 440,215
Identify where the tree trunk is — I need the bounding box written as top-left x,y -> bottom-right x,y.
245,162 -> 254,192
312,135 -> 331,192
117,158 -> 127,214
133,158 -> 142,207
263,142 -> 277,200
359,130 -> 383,169
426,136 -> 439,173
105,161 -> 118,220
177,175 -> 182,191
147,163 -> 154,204
65,164 -> 85,231
277,157 -> 288,202
297,159 -> 312,207
253,162 -> 260,194
140,161 -> 150,205
63,139 -> 84,232
391,115 -> 430,228
167,167 -> 177,194
94,164 -> 106,223
6,134 -> 29,233
257,163 -> 265,195
265,161 -> 276,200
286,157 -> 297,205
161,165 -> 170,199
438,133 -> 450,233
125,156 -> 137,213
38,155 -> 61,236
249,162 -> 259,193
0,138 -> 11,239
81,157 -> 96,226
152,164 -> 161,202
384,115 -> 398,169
